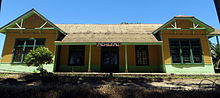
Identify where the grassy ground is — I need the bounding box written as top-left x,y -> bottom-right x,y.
0,73 -> 220,98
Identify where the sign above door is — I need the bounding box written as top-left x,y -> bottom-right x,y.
97,42 -> 120,47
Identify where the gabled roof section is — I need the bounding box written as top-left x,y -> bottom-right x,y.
209,28 -> 220,35
54,24 -> 162,44
152,15 -> 215,34
0,9 -> 66,34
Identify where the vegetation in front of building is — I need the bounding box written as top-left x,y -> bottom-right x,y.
24,47 -> 53,73
210,43 -> 220,68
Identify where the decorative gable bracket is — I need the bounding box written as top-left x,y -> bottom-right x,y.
0,9 -> 66,35
152,16 -> 214,34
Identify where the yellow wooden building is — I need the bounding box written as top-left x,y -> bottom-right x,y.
0,9 -> 218,73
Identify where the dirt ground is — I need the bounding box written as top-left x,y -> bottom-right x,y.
1,73 -> 219,90
0,73 -> 220,98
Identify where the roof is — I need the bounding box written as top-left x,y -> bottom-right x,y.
0,9 -> 66,34
55,24 -> 163,43
174,15 -> 194,18
152,15 -> 215,34
1,9 -> 218,43
209,28 -> 220,35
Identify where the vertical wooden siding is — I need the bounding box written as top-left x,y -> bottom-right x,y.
148,45 -> 163,66
91,46 -> 101,66
60,45 -> 69,65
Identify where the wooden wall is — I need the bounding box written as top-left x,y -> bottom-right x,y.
162,19 -> 212,64
59,45 -> 162,66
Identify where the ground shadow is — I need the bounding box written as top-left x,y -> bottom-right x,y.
0,73 -> 220,98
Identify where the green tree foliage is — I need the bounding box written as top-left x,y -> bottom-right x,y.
24,47 -> 53,73
210,41 -> 220,69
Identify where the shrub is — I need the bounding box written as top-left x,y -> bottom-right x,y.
24,47 -> 53,73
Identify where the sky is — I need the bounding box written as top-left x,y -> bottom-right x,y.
0,0 -> 219,57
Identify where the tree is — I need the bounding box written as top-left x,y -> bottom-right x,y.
24,47 -> 53,73
210,41 -> 220,69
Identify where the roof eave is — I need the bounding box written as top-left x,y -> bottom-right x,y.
0,9 -> 35,33
152,17 -> 215,34
54,41 -> 163,45
0,9 -> 67,35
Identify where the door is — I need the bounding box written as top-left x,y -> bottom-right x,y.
101,47 -> 119,72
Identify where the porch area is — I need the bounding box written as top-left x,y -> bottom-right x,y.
55,44 -> 164,73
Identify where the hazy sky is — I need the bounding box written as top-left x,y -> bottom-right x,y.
0,0 -> 219,57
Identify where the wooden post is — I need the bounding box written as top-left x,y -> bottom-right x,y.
20,41 -> 27,62
55,45 -> 61,72
88,45 -> 92,72
33,39 -> 37,50
125,45 -> 128,72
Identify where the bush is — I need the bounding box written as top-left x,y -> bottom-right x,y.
24,47 -> 53,73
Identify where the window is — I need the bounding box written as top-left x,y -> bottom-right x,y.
169,39 -> 203,64
68,45 -> 85,66
135,45 -> 149,66
13,38 -> 46,63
